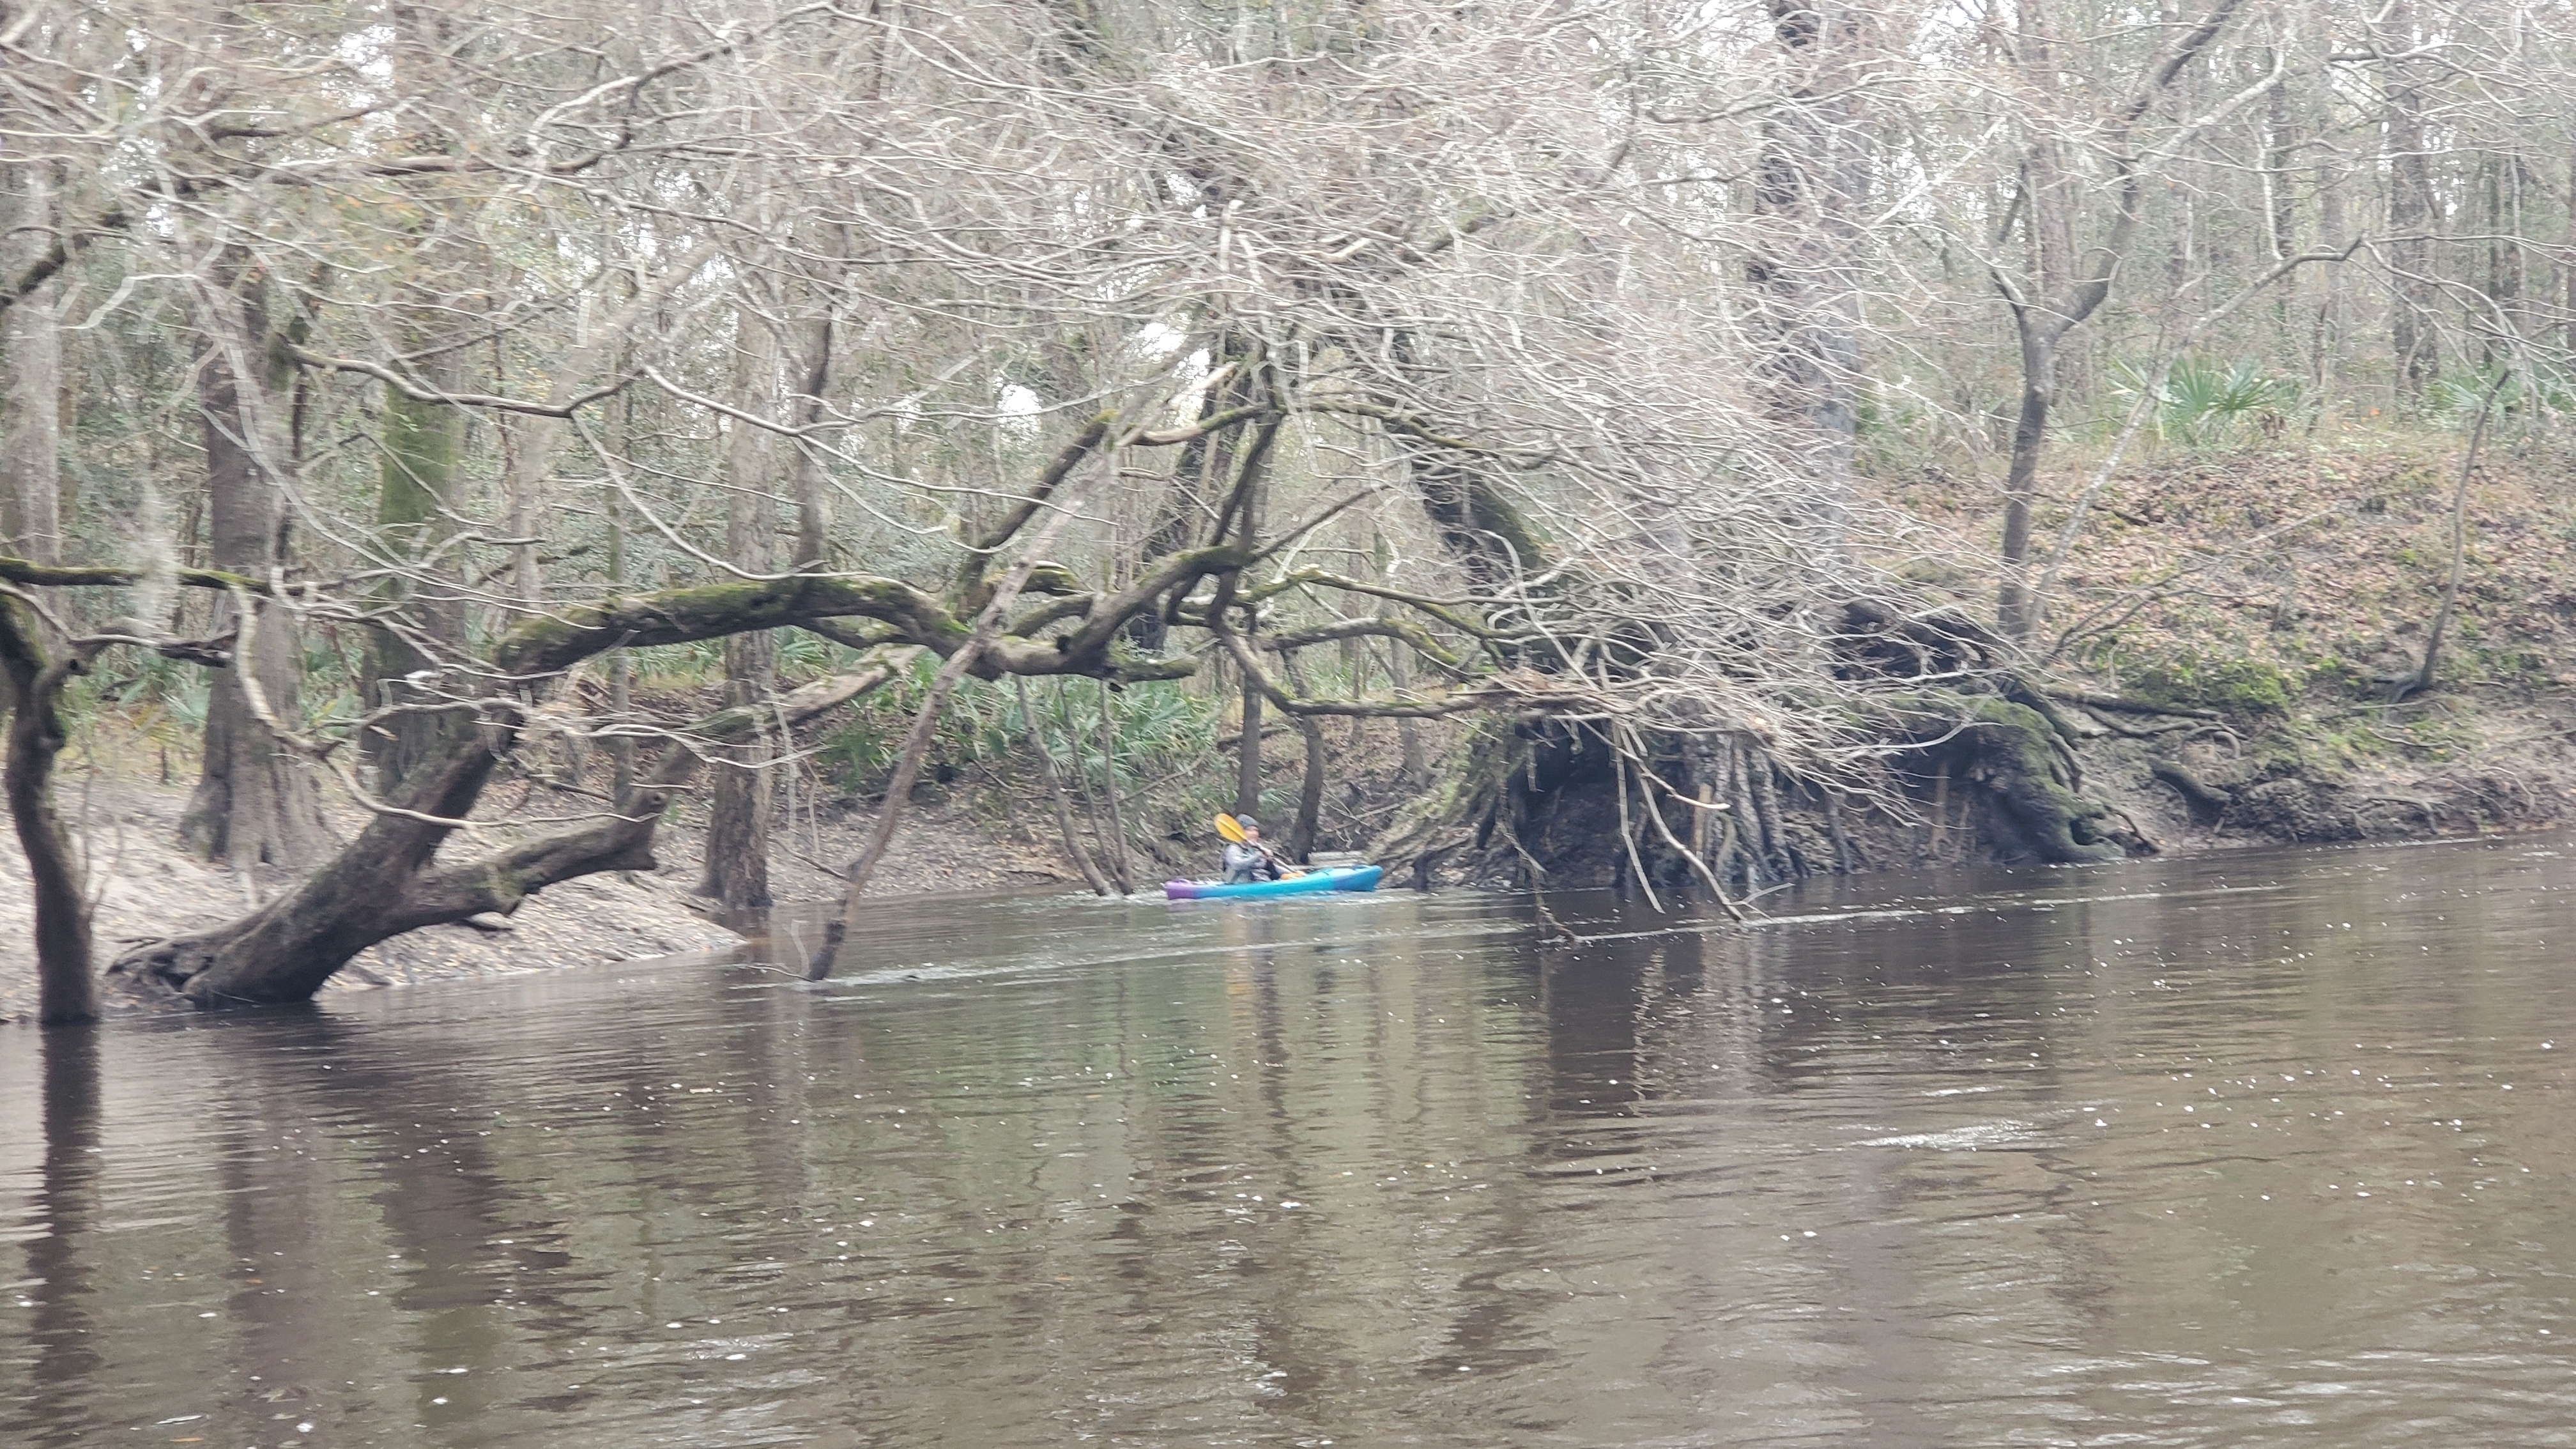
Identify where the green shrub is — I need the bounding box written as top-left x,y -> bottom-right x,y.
2113,355 -> 2299,450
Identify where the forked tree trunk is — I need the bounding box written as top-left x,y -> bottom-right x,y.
1289,711 -> 1326,862
1994,0 -> 2246,640
181,266 -> 325,869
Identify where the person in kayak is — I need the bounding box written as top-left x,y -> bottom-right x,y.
1222,816 -> 1284,884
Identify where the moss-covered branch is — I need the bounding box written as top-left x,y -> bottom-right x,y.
492,575 -> 970,677
1262,617 -> 1473,678
0,555 -> 282,595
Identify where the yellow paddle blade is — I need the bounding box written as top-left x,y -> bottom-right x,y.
1214,813 -> 1249,845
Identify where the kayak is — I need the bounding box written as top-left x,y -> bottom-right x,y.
1163,864 -> 1384,901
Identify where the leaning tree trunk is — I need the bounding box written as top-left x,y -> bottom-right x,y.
119,645 -> 908,1006
702,315 -> 781,908
181,265 -> 325,869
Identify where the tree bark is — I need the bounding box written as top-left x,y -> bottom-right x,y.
1094,682 -> 1135,891
790,303 -> 834,570
2382,0 -> 2441,400
1233,457 -> 1266,819
702,316 -> 780,908
1235,663 -> 1264,818
1288,708 -> 1326,863
0,599 -> 95,1023
181,263 -> 325,870
1390,637 -> 1427,783
1747,0 -> 1869,535
362,349 -> 469,792
2564,141 -> 2576,358
3,167 -> 61,567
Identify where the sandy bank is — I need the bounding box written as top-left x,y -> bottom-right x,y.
0,779 -> 1088,1023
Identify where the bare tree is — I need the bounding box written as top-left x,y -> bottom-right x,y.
4,0 -> 2569,1019
1988,0 -> 2256,641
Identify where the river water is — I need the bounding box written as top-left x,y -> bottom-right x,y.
6,836 -> 2576,1447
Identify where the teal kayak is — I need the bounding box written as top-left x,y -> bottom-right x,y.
1163,864 -> 1384,900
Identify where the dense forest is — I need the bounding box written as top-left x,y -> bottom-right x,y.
4,0 -> 2572,1024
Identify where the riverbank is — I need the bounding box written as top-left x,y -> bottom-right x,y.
1891,431 -> 2576,859
0,778 -> 1090,1023
15,430 -> 2566,1021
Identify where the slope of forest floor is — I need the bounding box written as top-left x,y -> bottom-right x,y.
1885,426 -> 2576,858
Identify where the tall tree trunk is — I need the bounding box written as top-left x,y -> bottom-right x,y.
1094,682 -> 1135,891
790,297 -> 834,570
606,489 -> 634,801
1232,480 -> 1265,821
181,264 -> 325,869
1390,638 -> 1427,783
362,353 -> 468,793
2564,142 -> 2576,358
2384,1 -> 2440,400
1747,0 -> 1869,534
3,167 -> 61,565
0,599 -> 95,1023
702,316 -> 779,908
2316,156 -> 2349,395
1995,319 -> 2057,639
1235,666 -> 1264,819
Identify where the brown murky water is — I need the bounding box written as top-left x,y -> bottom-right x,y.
7,835 -> 2576,1446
